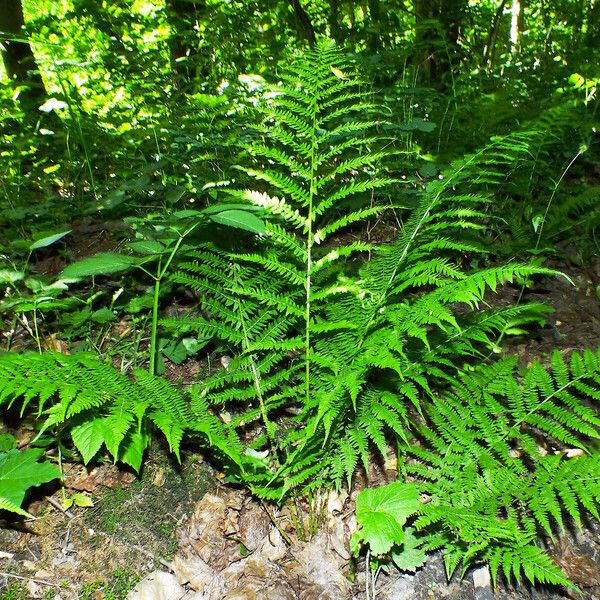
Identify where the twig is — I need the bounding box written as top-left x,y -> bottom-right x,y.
95,531 -> 173,571
46,495 -> 75,520
259,500 -> 293,546
0,571 -> 65,588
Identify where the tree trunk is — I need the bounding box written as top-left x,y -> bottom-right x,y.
289,0 -> 316,47
367,0 -> 381,52
483,0 -> 508,68
414,0 -> 466,85
0,0 -> 46,102
510,0 -> 523,52
585,0 -> 600,48
327,0 -> 343,43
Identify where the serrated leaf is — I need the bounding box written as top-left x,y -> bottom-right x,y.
210,210 -> 266,234
391,527 -> 427,572
355,482 -> 421,555
0,269 -> 24,284
71,418 -> 107,464
0,433 -> 17,452
119,430 -> 149,472
127,240 -> 165,255
62,253 -> 135,278
0,449 -> 60,515
71,492 -> 94,508
29,230 -> 71,251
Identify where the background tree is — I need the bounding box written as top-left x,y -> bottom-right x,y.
0,0 -> 46,103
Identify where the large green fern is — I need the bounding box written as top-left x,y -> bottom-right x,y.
163,42 -> 556,499
355,348 -> 600,588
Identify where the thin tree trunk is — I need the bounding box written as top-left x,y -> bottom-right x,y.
289,0 -> 316,47
585,0 -> 600,48
510,0 -> 522,52
367,0 -> 381,52
414,0 -> 465,85
484,0 -> 508,67
0,0 -> 46,102
165,0 -> 209,91
328,0 -> 342,43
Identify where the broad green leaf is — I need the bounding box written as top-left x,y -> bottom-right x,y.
418,162 -> 438,178
210,210 -> 266,234
0,433 -> 17,452
63,492 -> 94,509
0,497 -> 28,516
0,449 -> 60,516
354,482 -> 421,555
391,527 -> 427,572
400,118 -> 436,132
29,230 -> 71,251
0,270 -> 24,284
201,203 -> 261,216
161,339 -> 189,364
62,253 -> 135,278
119,430 -> 149,472
91,307 -> 117,324
71,418 -> 107,464
127,240 -> 165,255
169,209 -> 206,220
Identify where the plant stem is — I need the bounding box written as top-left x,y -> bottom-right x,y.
148,258 -> 162,376
147,232 -> 187,375
304,97 -> 319,406
33,306 -> 41,353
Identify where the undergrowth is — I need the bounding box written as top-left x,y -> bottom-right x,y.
1,42 -> 599,590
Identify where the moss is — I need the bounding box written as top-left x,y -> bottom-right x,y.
78,570 -> 139,600
0,585 -> 27,600
85,449 -> 215,561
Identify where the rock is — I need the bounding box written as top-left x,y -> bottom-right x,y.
126,570 -> 186,600
472,565 -> 493,600
173,554 -> 227,597
291,532 -> 353,598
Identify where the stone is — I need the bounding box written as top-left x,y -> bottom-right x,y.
125,570 -> 186,600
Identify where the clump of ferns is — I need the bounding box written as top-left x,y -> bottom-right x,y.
166,43 -> 557,500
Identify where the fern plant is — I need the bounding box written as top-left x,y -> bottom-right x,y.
0,351 -> 231,473
354,348 -> 600,588
164,42 -> 556,499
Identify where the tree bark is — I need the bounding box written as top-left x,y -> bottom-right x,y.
367,0 -> 381,52
289,0 -> 316,47
483,0 -> 508,67
510,0 -> 523,52
585,0 -> 600,48
0,0 -> 46,102
327,0 -> 343,43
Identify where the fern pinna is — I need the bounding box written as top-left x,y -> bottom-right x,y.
355,349 -> 600,588
0,351 -> 231,472
167,43 -> 555,499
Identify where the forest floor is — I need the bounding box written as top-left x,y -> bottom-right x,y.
1,255 -> 600,600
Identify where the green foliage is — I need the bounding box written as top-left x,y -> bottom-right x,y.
163,43 -> 556,501
2,12 -> 600,592
0,447 -> 60,516
351,481 -> 422,557
0,351 -> 225,472
355,348 -> 600,588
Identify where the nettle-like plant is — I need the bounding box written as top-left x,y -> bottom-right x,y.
0,207 -> 261,473
166,42 -> 554,500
